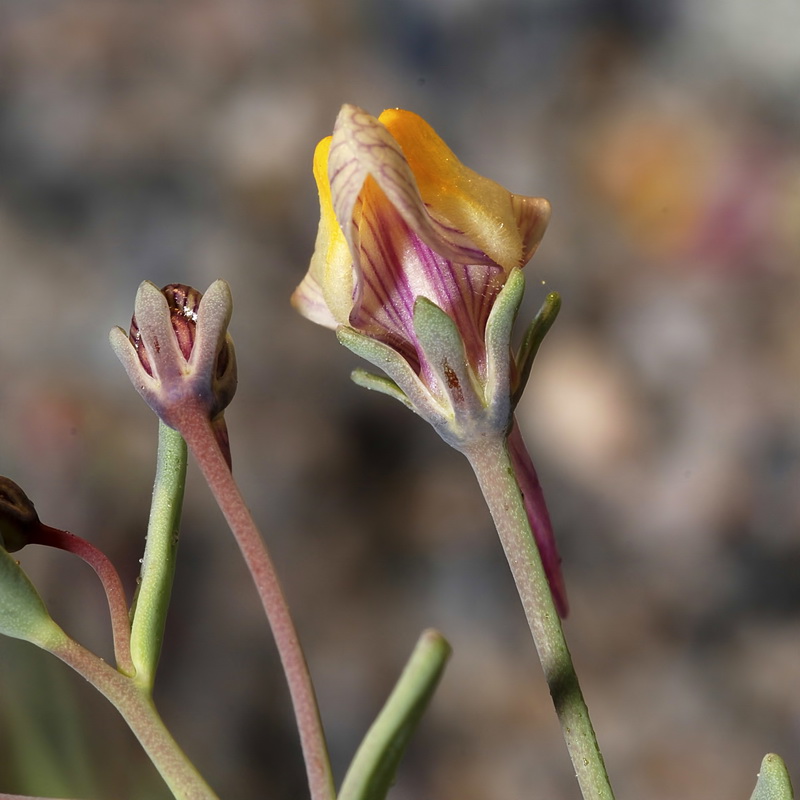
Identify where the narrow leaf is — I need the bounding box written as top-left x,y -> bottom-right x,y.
750,753 -> 794,800
338,629 -> 451,800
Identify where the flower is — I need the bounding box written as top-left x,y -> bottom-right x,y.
292,104 -> 550,423
110,281 -> 237,467
293,106 -> 568,616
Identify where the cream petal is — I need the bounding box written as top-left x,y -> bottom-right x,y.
290,271 -> 339,329
510,194 -> 552,264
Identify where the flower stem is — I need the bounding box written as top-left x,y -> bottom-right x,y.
177,408 -> 335,800
48,632 -> 217,800
31,525 -> 134,677
462,434 -> 615,800
129,421 -> 188,692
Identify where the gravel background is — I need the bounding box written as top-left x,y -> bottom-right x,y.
0,2 -> 799,798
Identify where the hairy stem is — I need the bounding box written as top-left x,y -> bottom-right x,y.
129,421 -> 188,692
462,433 -> 615,800
176,407 -> 335,800
48,633 -> 217,800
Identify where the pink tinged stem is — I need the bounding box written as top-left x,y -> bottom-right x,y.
506,419 -> 569,617
30,525 -> 134,676
47,635 -> 218,800
175,405 -> 335,800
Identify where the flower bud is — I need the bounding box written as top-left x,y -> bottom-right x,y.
130,284 -> 204,377
0,477 -> 41,553
111,281 -> 238,452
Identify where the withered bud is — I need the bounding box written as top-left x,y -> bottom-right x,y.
0,477 -> 41,552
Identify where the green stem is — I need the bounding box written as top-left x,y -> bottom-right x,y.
129,422 -> 188,693
176,407 -> 335,800
48,633 -> 217,800
462,434 -> 615,800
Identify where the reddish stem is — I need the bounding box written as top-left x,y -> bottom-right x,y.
506,418 -> 569,617
173,404 -> 335,800
30,524 -> 134,676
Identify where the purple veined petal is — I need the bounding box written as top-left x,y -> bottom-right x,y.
506,418 -> 569,618
329,105 -> 499,275
348,177 -> 507,386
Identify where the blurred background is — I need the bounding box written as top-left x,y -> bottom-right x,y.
0,0 -> 799,798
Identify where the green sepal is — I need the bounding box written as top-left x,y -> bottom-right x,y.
0,547 -> 63,648
512,290 -> 561,407
412,296 -> 464,368
750,754 -> 794,800
484,267 -> 525,414
337,326 -> 438,417
338,629 -> 451,800
413,297 -> 486,428
350,369 -> 415,410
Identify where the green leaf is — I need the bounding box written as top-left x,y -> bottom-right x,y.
0,547 -> 63,648
339,629 -> 451,800
750,754 -> 794,800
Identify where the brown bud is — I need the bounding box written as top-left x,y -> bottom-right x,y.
0,477 -> 41,553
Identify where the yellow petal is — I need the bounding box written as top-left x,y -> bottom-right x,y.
291,136 -> 353,327
379,109 -> 550,270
